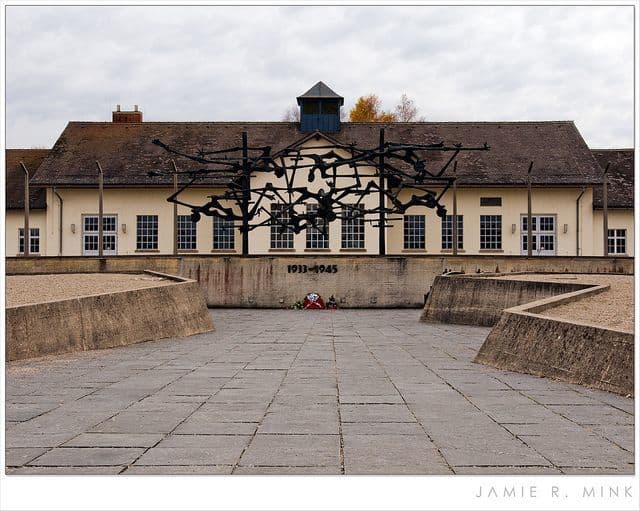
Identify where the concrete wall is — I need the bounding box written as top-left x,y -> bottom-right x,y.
6,255 -> 182,275
6,255 -> 633,308
474,289 -> 634,396
421,274 -> 595,326
6,271 -> 214,361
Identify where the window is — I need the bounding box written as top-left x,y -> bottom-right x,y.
136,215 -> 158,250
306,204 -> 329,249
177,215 -> 197,250
521,215 -> 556,256
480,215 -> 502,250
321,101 -> 340,115
608,229 -> 626,255
18,228 -> 40,254
302,100 -> 320,115
82,215 -> 117,256
270,204 -> 294,249
213,217 -> 235,250
441,215 -> 463,250
480,197 -> 502,207
341,204 -> 365,249
404,215 -> 425,249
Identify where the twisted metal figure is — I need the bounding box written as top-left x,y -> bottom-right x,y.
149,131 -> 489,237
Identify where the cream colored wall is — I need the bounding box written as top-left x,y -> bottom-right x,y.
248,136 -> 380,255
5,210 -> 47,256
23,184 -> 609,257
45,187 -> 239,256
387,186 -> 595,256
592,209 -> 635,257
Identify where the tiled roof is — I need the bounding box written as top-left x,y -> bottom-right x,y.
30,121 -> 604,188
5,149 -> 49,209
591,149 -> 634,209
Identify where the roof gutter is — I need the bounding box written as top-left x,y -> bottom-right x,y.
576,187 -> 585,256
53,187 -> 63,256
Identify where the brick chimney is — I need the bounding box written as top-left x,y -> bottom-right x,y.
112,104 -> 143,123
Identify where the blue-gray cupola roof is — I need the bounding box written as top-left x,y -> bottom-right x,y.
296,81 -> 344,133
296,81 -> 345,106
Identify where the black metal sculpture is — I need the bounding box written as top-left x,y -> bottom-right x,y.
149,129 -> 489,254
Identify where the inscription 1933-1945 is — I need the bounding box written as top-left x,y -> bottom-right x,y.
287,264 -> 338,274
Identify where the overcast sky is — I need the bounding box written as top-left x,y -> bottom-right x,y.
5,5 -> 634,149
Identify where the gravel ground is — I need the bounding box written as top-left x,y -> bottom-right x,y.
492,273 -> 634,333
6,273 -> 172,307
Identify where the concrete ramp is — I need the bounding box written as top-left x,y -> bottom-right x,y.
6,271 -> 214,361
422,273 -> 634,396
474,286 -> 633,396
421,273 -> 590,326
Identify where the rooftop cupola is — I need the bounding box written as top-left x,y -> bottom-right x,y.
296,81 -> 344,133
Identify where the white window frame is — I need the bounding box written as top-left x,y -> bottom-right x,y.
480,215 -> 502,250
404,215 -> 425,249
213,216 -> 235,250
520,214 -> 556,256
177,214 -> 197,251
306,203 -> 329,249
341,204 -> 365,249
441,215 -> 463,250
136,215 -> 159,251
607,229 -> 627,255
270,204 -> 294,249
18,227 -> 40,255
82,214 -> 118,256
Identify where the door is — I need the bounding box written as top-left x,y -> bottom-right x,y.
82,215 -> 118,256
521,215 -> 556,256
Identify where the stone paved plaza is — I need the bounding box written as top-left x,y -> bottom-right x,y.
5,309 -> 635,475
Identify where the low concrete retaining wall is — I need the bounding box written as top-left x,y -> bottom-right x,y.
421,274 -> 594,326
6,255 -> 632,308
6,271 -> 214,361
474,287 -> 634,396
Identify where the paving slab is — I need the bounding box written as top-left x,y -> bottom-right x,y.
5,447 -> 50,467
123,465 -> 233,475
62,433 -> 164,448
343,434 -> 451,474
5,309 -> 634,475
134,435 -> 251,466
28,447 -> 144,466
239,434 -> 340,467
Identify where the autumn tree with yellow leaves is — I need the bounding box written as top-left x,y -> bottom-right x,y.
348,93 -> 424,122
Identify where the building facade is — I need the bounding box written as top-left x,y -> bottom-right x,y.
5,83 -> 635,258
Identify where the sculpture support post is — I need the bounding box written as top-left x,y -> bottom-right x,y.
242,131 -> 250,256
172,160 -> 178,255
452,161 -> 458,256
603,162 -> 610,256
527,161 -> 533,258
96,161 -> 104,257
378,128 -> 385,255
19,162 -> 30,256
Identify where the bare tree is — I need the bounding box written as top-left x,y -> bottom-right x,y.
281,105 -> 300,122
394,94 -> 425,122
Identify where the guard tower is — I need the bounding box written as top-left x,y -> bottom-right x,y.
297,81 -> 344,133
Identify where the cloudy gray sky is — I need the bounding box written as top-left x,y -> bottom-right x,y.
5,4 -> 634,149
